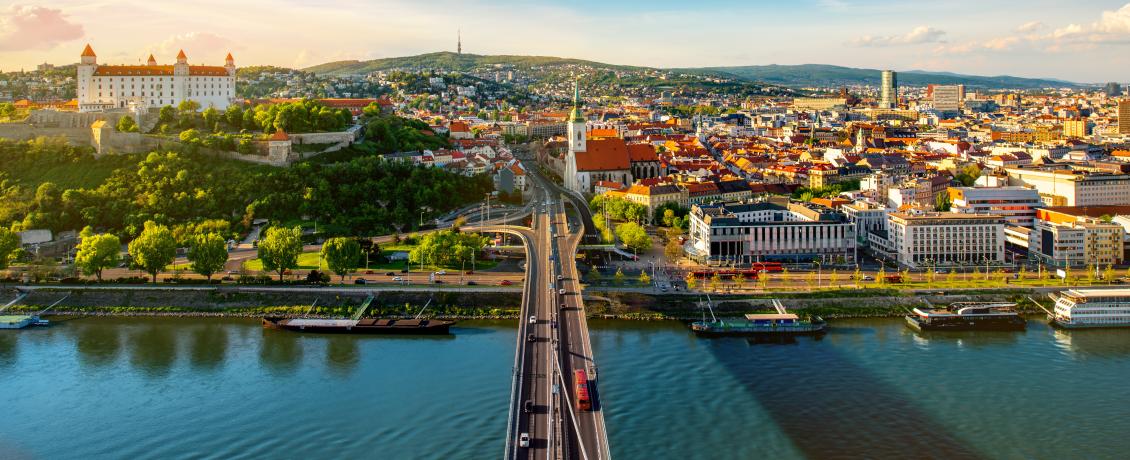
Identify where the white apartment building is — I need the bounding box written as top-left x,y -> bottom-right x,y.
1029,208 -> 1125,268
885,212 -> 1005,268
948,186 -> 1042,227
1005,168 -> 1130,206
842,200 -> 888,243
688,199 -> 856,265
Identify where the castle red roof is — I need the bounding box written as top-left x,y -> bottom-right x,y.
81,44 -> 96,57
269,130 -> 290,141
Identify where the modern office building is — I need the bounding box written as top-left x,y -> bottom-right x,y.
1104,82 -> 1123,98
1029,207 -> 1126,268
1120,99 -> 1130,135
880,70 -> 898,109
932,84 -> 963,116
948,186 -> 1043,227
1005,168 -> 1130,206
842,200 -> 889,243
687,199 -> 856,265
884,212 -> 1005,268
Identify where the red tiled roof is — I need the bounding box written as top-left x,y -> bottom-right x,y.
627,143 -> 659,162
177,49 -> 187,59
575,139 -> 631,172
269,129 -> 290,141
81,44 -> 96,57
92,65 -> 230,76
450,121 -> 470,132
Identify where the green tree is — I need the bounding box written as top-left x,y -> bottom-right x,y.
258,226 -> 303,280
158,105 -> 176,124
187,232 -> 228,281
116,115 -> 139,133
322,237 -> 361,282
0,227 -> 21,270
201,107 -> 221,131
128,221 -> 177,283
934,191 -> 951,212
664,238 -> 683,263
615,222 -> 652,253
74,232 -> 121,281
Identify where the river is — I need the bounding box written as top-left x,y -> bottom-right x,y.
1,316 -> 1129,459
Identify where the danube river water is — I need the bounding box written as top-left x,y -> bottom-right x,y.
2,316 -> 1129,459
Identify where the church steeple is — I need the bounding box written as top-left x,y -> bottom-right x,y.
569,80 -> 585,123
457,29 -> 462,55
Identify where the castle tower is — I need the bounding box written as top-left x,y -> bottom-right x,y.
80,44 -> 97,65
457,30 -> 462,55
225,52 -> 235,76
147,54 -> 156,66
176,49 -> 188,65
77,44 -> 97,110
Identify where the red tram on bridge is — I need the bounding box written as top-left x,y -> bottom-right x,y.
575,370 -> 592,411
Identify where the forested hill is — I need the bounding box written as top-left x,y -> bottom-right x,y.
304,52 -> 642,76
693,64 -> 1080,89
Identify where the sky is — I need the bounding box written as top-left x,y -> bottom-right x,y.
1,0 -> 1129,82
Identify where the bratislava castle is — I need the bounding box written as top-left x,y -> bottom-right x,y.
76,44 -> 236,113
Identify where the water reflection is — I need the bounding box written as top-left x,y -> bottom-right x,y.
259,330 -> 303,374
75,321 -> 121,368
127,324 -> 178,377
188,324 -> 229,371
907,329 -> 1022,348
0,332 -> 16,369
1051,328 -> 1130,359
706,334 -> 985,460
324,336 -> 359,377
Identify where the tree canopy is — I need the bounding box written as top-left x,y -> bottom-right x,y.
258,226 -> 303,280
321,237 -> 361,281
74,231 -> 121,280
127,221 -> 177,283
0,227 -> 19,270
408,230 -> 487,268
187,232 -> 228,280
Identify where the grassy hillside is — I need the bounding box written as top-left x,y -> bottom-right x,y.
305,51 -> 642,75
697,64 -> 1078,89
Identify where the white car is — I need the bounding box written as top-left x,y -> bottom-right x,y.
558,289 -> 566,295
435,270 -> 447,275
519,432 -> 530,447
393,276 -> 404,282
529,315 -> 537,324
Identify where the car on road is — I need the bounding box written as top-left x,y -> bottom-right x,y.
558,289 -> 566,295
435,270 -> 447,275
528,316 -> 537,324
862,275 -> 874,281
557,275 -> 563,281
393,277 -> 403,282
386,272 -> 395,276
354,279 -> 367,285
524,400 -> 534,413
364,270 -> 375,275
519,433 -> 530,448
466,270 -> 474,275
527,333 -> 536,342
467,280 -> 478,286
434,280 -> 444,284
400,268 -> 409,273
500,280 -> 513,286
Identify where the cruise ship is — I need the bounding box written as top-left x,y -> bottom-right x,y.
1049,289 -> 1130,329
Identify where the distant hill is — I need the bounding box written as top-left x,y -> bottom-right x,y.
694,64 -> 1079,89
304,51 -> 642,75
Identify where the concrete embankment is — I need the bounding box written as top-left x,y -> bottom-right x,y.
3,285 -> 1055,320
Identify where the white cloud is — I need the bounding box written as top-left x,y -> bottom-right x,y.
851,26 -> 947,47
1045,3 -> 1130,45
1016,21 -> 1045,33
0,5 -> 84,51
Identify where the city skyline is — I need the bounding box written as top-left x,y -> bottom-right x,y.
1,0 -> 1129,82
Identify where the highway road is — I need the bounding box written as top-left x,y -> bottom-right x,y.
504,162 -> 611,459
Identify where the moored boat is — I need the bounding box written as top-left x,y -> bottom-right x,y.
262,295 -> 454,335
905,302 -> 1026,332
262,316 -> 453,335
691,298 -> 826,337
1046,289 -> 1130,329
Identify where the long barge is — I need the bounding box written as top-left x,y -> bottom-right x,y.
905,302 -> 1026,332
261,294 -> 453,335
691,298 -> 826,337
262,316 -> 453,335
